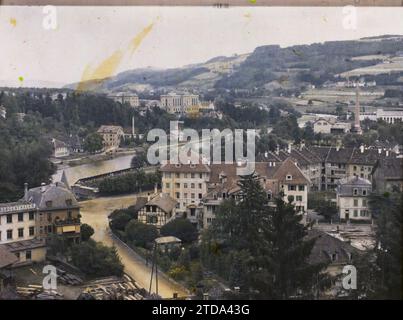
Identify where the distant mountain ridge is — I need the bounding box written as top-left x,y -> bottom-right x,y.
65,35 -> 403,93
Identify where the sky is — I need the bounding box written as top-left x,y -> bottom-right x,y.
1,6 -> 403,87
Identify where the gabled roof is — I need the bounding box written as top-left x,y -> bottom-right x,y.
97,125 -> 124,134
305,229 -> 360,265
272,158 -> 310,185
146,194 -> 177,214
373,158 -> 403,179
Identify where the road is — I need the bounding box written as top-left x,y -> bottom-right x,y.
79,194 -> 188,299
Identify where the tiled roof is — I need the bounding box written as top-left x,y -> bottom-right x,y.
97,125 -> 124,134
373,158 -> 403,179
272,158 -> 310,185
306,229 -> 360,265
25,182 -> 79,211
2,239 -> 46,252
160,162 -> 211,173
146,194 -> 177,214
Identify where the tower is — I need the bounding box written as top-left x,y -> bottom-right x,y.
352,85 -> 362,135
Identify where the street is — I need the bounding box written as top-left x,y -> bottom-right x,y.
79,194 -> 188,299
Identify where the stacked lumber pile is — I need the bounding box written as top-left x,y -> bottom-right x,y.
82,274 -> 146,300
16,285 -> 63,300
56,268 -> 83,286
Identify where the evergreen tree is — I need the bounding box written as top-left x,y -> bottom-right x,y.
256,197 -> 325,299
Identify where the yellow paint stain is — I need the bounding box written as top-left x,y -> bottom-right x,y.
249,0 -> 256,4
9,18 -> 17,27
76,21 -> 155,92
18,76 -> 24,83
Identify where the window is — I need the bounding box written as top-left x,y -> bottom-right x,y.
15,252 -> 20,259
286,175 -> 292,180
296,196 -> 303,202
191,193 -> 195,199
353,189 -> 358,196
18,212 -> 24,222
199,173 -> 203,179
184,193 -> 188,198
362,189 -> 367,196
26,250 -> 32,260
191,173 -> 195,178
7,229 -> 12,240
29,212 -> 35,220
18,228 -> 24,238
353,210 -> 358,217
191,183 -> 195,188
6,214 -> 12,224
362,199 -> 367,207
331,253 -> 337,262
165,183 -> 170,189
175,183 -> 180,188
288,185 -> 296,191
184,183 -> 188,188
29,226 -> 35,236
175,192 -> 180,199
198,193 -> 202,199
298,185 -> 305,191
198,183 -> 202,189
66,199 -> 72,206
46,201 -> 52,208
146,216 -> 158,224
354,199 -> 358,207
175,173 -> 180,178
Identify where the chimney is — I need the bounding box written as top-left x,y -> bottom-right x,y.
154,183 -> 158,194
360,145 -> 364,154
386,150 -> 389,157
24,183 -> 28,201
378,148 -> 382,154
41,183 -> 46,193
264,152 -> 268,158
287,143 -> 292,154
275,144 -> 280,156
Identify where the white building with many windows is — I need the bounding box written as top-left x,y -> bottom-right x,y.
336,176 -> 372,221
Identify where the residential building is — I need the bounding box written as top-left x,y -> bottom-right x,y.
273,158 -> 310,213
97,125 -> 124,150
0,201 -> 46,266
336,176 -> 372,221
160,162 -> 210,226
372,158 -> 403,193
52,138 -> 70,158
25,182 -> 81,243
137,193 -> 177,228
199,159 -> 309,229
376,108 -> 403,124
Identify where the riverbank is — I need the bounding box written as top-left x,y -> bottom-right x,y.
79,193 -> 188,299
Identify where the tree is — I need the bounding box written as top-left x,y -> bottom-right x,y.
256,197 -> 326,299
125,220 -> 158,248
367,193 -> 402,299
109,211 -> 132,231
131,151 -> 148,170
70,239 -> 124,277
160,218 -> 198,243
81,223 -> 94,241
315,200 -> 338,222
83,132 -> 103,153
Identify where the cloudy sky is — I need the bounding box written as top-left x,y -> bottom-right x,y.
1,6 -> 403,87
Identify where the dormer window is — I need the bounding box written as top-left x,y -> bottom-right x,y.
331,253 -> 338,262
66,199 -> 72,206
353,188 -> 358,196
45,201 -> 52,208
286,175 -> 292,181
362,189 -> 367,196
190,164 -> 196,168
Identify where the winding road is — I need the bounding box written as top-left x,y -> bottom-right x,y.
79,194 -> 188,299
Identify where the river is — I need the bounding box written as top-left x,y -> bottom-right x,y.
52,154 -> 188,298
52,153 -> 135,186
